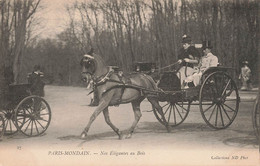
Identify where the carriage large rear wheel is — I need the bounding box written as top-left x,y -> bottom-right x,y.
199,71 -> 239,129
14,96 -> 51,137
252,95 -> 259,139
153,101 -> 191,127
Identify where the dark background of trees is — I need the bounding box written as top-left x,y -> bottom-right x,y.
0,0 -> 259,87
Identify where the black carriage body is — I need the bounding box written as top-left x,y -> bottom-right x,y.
6,84 -> 31,106
157,72 -> 184,102
158,72 -> 181,91
157,71 -> 199,102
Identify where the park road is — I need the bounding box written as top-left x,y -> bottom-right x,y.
0,85 -> 259,166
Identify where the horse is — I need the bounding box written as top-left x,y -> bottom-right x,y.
80,53 -> 170,139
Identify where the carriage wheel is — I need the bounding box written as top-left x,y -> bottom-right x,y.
199,72 -> 239,129
0,115 -> 5,138
252,96 -> 259,139
153,101 -> 191,127
0,107 -> 22,135
14,96 -> 51,137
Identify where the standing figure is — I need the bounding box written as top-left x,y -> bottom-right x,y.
28,65 -> 45,96
239,61 -> 252,91
177,35 -> 200,87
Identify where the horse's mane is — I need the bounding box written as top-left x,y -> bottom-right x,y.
93,53 -> 106,67
92,53 -> 108,75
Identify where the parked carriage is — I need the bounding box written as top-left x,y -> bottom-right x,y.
0,79 -> 51,137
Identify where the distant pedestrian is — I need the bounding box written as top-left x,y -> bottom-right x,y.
239,61 -> 253,91
28,65 -> 45,96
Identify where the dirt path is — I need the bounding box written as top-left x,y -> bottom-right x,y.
0,85 -> 259,166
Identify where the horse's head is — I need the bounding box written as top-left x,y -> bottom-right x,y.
80,54 -> 96,84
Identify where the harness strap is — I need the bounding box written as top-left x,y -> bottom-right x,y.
116,74 -> 126,104
185,63 -> 188,77
94,70 -> 114,86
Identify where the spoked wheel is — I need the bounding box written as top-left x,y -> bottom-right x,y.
199,71 -> 239,129
252,95 -> 259,139
153,101 -> 191,127
14,96 -> 51,137
0,107 -> 22,135
0,115 -> 5,138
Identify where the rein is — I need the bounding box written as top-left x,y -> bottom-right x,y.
154,61 -> 180,72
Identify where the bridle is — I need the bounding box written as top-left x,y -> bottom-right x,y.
80,55 -> 96,76
80,54 -> 114,86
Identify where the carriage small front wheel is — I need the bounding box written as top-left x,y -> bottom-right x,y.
14,96 -> 51,137
0,108 -> 20,135
153,101 -> 191,127
199,71 -> 239,129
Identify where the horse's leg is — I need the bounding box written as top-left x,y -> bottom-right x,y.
103,107 -> 122,139
147,97 -> 171,132
80,98 -> 110,139
126,99 -> 144,139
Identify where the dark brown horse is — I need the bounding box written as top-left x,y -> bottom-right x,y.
80,53 -> 169,139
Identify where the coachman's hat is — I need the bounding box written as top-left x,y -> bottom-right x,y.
202,41 -> 213,49
34,65 -> 41,71
182,34 -> 192,43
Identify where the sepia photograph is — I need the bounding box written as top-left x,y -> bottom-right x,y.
0,0 -> 259,165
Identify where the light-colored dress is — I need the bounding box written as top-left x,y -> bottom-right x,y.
185,52 -> 218,86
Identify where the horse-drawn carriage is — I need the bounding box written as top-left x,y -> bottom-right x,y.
0,79 -> 51,137
80,54 -> 240,139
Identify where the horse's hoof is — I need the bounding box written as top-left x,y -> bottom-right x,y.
125,133 -> 132,139
166,126 -> 171,133
80,132 -> 87,139
118,131 -> 124,140
118,135 -> 123,140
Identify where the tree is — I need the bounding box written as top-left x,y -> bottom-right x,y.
0,0 -> 41,84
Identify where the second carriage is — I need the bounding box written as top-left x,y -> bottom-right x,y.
135,62 -> 240,130
0,74 -> 51,137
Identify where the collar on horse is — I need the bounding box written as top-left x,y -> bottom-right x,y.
92,70 -> 117,86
